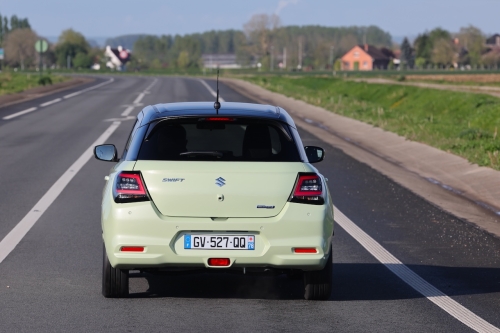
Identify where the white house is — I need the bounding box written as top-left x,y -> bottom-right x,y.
105,45 -> 131,71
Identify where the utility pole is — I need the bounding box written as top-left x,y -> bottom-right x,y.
298,38 -> 302,70
270,45 -> 274,71
283,47 -> 287,69
329,45 -> 334,68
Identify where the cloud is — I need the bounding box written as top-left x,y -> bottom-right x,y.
275,0 -> 299,15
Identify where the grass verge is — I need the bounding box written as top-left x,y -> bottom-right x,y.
244,76 -> 500,170
0,72 -> 68,96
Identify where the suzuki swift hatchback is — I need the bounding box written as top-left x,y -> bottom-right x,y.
94,102 -> 334,300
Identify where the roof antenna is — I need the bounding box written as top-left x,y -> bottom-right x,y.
214,69 -> 221,114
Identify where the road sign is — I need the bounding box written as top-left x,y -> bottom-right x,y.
35,40 -> 48,53
0,48 -> 4,60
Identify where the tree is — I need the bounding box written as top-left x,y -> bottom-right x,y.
73,52 -> 93,68
432,38 -> 455,66
400,37 -> 414,68
177,51 -> 190,69
457,25 -> 484,66
3,17 -> 9,36
0,13 -> 3,44
10,15 -> 19,30
414,34 -> 432,62
55,29 -> 90,67
243,13 -> 281,60
3,28 -> 38,69
415,57 -> 426,68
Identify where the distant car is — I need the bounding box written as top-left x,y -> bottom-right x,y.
95,102 -> 334,300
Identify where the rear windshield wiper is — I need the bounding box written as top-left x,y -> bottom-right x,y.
180,151 -> 223,158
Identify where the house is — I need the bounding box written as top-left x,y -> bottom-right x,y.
201,54 -> 241,69
341,44 -> 391,70
486,34 -> 500,47
105,45 -> 131,71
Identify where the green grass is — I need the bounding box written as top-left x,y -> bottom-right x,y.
244,76 -> 500,170
0,72 -> 68,96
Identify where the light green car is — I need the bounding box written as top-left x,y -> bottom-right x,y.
94,102 -> 334,300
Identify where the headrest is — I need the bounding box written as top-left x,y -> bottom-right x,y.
242,124 -> 272,159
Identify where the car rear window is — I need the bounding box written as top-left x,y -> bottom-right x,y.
137,118 -> 301,162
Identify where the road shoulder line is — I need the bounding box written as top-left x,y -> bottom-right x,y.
0,77 -> 94,109
0,121 -> 121,264
335,206 -> 500,333
221,77 -> 500,238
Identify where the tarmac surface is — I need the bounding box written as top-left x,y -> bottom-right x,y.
0,75 -> 498,332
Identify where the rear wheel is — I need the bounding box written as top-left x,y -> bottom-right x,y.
303,247 -> 332,300
102,245 -> 129,298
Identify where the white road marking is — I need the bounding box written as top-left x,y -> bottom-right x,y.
104,116 -> 135,122
144,78 -> 158,92
2,107 -> 38,120
3,78 -> 115,121
198,79 -> 226,102
0,121 -> 122,265
121,79 -> 158,116
63,78 -> 115,99
133,93 -> 145,105
334,206 -> 500,333
121,106 -> 135,117
40,98 -> 62,107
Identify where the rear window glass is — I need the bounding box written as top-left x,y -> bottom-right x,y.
137,118 -> 301,162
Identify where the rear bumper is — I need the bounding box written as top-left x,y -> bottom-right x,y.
102,199 -> 334,271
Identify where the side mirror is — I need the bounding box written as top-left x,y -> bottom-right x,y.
304,146 -> 324,163
94,144 -> 118,162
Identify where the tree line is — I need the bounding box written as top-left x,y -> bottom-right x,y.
0,10 -> 101,70
2,11 -> 499,71
400,26 -> 497,69
129,14 -> 392,71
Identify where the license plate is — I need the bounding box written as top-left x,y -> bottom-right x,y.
184,235 -> 255,250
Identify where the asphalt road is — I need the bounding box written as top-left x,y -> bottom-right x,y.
0,75 -> 499,332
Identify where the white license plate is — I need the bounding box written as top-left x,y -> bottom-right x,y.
184,235 -> 255,250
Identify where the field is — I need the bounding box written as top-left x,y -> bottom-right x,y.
0,71 -> 68,96
244,75 -> 500,170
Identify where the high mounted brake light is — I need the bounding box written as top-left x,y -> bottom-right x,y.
289,173 -> 325,205
200,117 -> 235,122
113,171 -> 150,203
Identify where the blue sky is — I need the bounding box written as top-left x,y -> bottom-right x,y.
1,0 -> 500,40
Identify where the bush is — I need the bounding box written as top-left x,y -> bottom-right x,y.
38,76 -> 53,86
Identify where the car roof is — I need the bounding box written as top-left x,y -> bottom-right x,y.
139,102 -> 297,127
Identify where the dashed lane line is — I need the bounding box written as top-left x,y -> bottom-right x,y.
40,98 -> 62,107
3,78 -> 115,120
0,121 -> 122,265
0,78 -> 156,262
335,207 -> 500,333
2,107 -> 38,120
63,78 -> 114,99
121,79 -> 158,117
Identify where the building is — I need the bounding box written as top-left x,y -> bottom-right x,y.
201,54 -> 241,69
486,34 -> 500,47
105,45 -> 131,71
341,44 -> 391,71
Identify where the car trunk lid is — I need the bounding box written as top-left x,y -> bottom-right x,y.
135,161 -> 305,217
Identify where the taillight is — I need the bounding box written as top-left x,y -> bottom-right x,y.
113,171 -> 150,203
289,173 -> 325,205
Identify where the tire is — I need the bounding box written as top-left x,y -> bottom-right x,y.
303,247 -> 332,300
102,245 -> 129,298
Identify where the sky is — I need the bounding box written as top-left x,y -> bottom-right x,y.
1,0 -> 500,41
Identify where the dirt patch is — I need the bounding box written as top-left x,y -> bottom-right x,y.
0,77 -> 94,108
406,74 -> 500,83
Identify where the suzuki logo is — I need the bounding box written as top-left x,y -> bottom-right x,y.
215,177 -> 226,187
